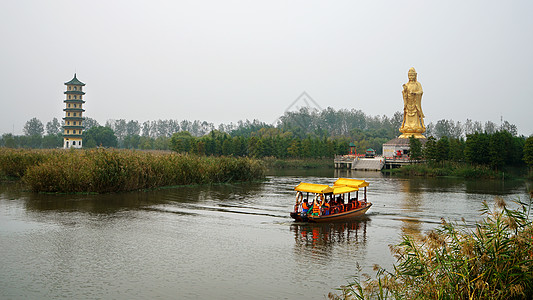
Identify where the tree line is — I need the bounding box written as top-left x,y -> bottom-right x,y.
1,108 -> 530,165
409,132 -> 533,171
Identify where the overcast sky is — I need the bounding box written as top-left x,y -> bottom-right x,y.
1,0 -> 532,136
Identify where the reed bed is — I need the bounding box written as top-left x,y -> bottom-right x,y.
0,148 -> 265,193
329,195 -> 533,300
0,148 -> 53,178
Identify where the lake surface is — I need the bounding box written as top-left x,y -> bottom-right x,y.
0,169 -> 530,299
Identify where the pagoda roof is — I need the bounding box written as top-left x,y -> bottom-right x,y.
64,73 -> 85,86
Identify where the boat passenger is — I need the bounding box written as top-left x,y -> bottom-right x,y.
311,198 -> 321,216
323,201 -> 330,215
301,199 -> 309,215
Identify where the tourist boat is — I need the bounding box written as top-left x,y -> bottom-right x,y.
290,178 -> 372,223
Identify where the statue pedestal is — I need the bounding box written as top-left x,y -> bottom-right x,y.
398,132 -> 426,139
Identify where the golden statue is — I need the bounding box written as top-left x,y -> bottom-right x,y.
399,67 -> 426,138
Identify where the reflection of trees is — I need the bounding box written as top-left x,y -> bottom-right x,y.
291,218 -> 369,260
4,181 -> 266,214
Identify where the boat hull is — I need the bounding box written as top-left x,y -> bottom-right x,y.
291,203 -> 372,223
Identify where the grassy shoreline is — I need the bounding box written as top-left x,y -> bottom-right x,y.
383,162 -> 527,180
0,148 -> 265,193
261,157 -> 333,169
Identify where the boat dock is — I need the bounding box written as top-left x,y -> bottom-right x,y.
334,155 -> 385,171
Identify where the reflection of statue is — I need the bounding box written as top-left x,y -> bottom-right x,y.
399,67 -> 426,138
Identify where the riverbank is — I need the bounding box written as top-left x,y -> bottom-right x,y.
0,148 -> 265,193
261,157 -> 333,169
383,162 -> 527,179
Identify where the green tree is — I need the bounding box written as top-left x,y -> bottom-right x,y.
423,136 -> 438,162
1,133 -> 17,148
83,126 -> 118,148
449,138 -> 465,162
24,117 -> 44,137
287,139 -> 301,158
42,134 -> 62,148
489,131 -> 511,170
409,135 -> 423,160
45,117 -> 61,135
170,131 -> 193,153
523,136 -> 533,173
436,136 -> 450,163
465,132 -> 490,165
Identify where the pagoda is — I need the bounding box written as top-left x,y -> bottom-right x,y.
63,74 -> 86,148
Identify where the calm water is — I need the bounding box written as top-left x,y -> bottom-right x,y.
0,170 -> 530,299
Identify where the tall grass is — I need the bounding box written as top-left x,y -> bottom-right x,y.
0,148 -> 51,178
329,195 -> 533,300
0,148 -> 265,193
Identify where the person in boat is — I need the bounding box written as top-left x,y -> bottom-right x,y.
301,199 -> 309,215
323,198 -> 331,215
311,199 -> 319,216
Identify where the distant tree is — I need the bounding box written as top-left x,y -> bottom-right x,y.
141,121 -> 151,137
465,132 -> 490,165
42,134 -> 62,148
434,119 -> 463,139
139,136 -> 153,150
123,134 -> 140,149
436,136 -> 450,163
169,131 -> 193,153
45,117 -> 61,135
484,121 -> 497,134
83,126 -> 117,148
222,139 -> 233,156
423,136 -> 438,162
83,117 -> 100,131
524,136 -> 533,173
23,117 -> 44,137
126,120 -> 141,136
449,138 -> 465,162
153,136 -> 169,150
501,120 -> 518,136
1,133 -> 16,148
409,135 -> 423,160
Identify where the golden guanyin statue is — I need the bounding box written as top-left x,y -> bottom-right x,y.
399,67 -> 426,138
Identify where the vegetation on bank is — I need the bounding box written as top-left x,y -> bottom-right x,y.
0,148 -> 265,193
387,162 -> 503,179
330,196 -> 533,300
261,157 -> 333,169
396,132 -> 532,179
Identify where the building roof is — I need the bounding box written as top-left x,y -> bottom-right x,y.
64,73 -> 85,86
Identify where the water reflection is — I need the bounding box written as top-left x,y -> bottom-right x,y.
399,179 -> 423,236
1,181 -> 267,215
291,218 -> 369,265
291,219 -> 368,247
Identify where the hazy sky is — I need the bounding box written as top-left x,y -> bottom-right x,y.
1,0 -> 532,136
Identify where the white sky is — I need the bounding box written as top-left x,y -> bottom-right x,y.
1,0 -> 532,136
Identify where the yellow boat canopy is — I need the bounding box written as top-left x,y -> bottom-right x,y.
331,185 -> 358,195
334,178 -> 369,188
294,183 -> 333,194
294,182 -> 358,195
